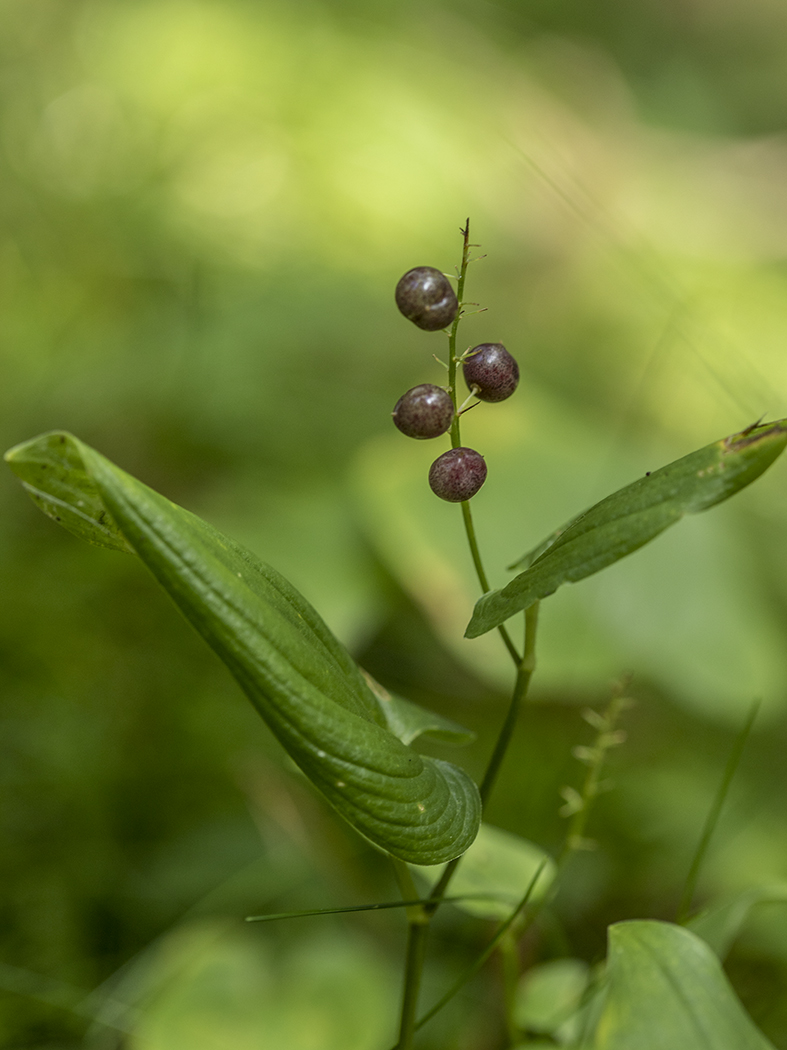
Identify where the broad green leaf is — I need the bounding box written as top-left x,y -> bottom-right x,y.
688,884 -> 787,959
594,920 -> 775,1049
5,432 -> 480,866
121,920 -> 397,1050
412,823 -> 556,920
467,421 -> 787,638
514,958 -> 590,1036
362,671 -> 475,747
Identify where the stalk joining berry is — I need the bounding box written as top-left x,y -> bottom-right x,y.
395,266 -> 458,331
393,385 -> 455,439
462,343 -> 519,402
428,447 -> 487,502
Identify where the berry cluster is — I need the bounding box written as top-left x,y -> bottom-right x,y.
392,257 -> 519,502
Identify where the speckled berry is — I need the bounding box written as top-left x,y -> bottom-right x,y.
395,266 -> 459,332
462,343 -> 519,402
428,447 -> 487,502
393,384 -> 455,439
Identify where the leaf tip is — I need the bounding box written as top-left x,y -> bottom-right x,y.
723,419 -> 787,454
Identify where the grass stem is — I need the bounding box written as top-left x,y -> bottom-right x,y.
676,698 -> 760,924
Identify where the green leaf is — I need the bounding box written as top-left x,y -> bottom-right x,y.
362,671 -> 475,747
514,958 -> 590,1035
687,884 -> 787,959
119,920 -> 398,1050
412,823 -> 556,919
594,920 -> 776,1049
5,432 -> 481,866
467,421 -> 787,638
4,431 -> 135,554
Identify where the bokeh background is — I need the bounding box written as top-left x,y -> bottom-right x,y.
3,0 -> 787,1046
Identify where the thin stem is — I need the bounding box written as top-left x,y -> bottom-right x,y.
460,498 -> 490,591
391,857 -> 427,924
426,223 -> 537,915
445,220 -> 471,445
445,222 -> 523,744
461,499 -> 521,666
397,921 -> 429,1050
424,856 -> 461,912
392,224 -> 542,1048
390,223 -> 475,1049
499,928 -> 521,1046
676,698 -> 760,924
422,609 -> 538,918
447,223 -> 521,669
245,895 -> 494,923
390,857 -> 429,1050
479,603 -> 539,807
386,860 -> 547,1045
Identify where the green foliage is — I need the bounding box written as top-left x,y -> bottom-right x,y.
4,2 -> 787,1047
5,431 -> 481,866
362,672 -> 476,747
592,921 -> 776,1050
688,885 -> 787,959
467,421 -> 787,637
514,957 -> 590,1037
117,921 -> 398,1050
413,823 -> 555,921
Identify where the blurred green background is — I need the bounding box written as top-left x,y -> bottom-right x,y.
3,0 -> 787,1046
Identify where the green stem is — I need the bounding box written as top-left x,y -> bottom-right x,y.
390,223 -> 476,1050
387,860 -> 547,1046
676,698 -> 760,924
427,225 -> 539,916
397,921 -> 430,1050
499,927 -> 521,1046
392,223 -> 542,1048
479,603 -> 539,807
461,500 -> 521,666
445,220 -> 470,445
391,858 -> 429,1050
245,895 -> 503,923
391,857 -> 427,924
447,222 -> 521,670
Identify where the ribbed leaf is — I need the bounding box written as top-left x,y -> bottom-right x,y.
467,421 -> 787,638
5,432 -> 480,866
594,921 -> 775,1049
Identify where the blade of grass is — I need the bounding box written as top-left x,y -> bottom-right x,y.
245,895 -> 504,923
676,699 -> 760,924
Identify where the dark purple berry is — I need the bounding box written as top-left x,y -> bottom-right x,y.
393,384 -> 455,439
462,343 -> 519,402
428,447 -> 487,502
395,266 -> 458,331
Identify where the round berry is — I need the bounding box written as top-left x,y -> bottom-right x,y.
428,447 -> 487,502
393,384 -> 455,439
395,266 -> 458,331
462,343 -> 519,402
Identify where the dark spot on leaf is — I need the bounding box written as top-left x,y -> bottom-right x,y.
59,436 -> 65,443
645,471 -> 651,476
